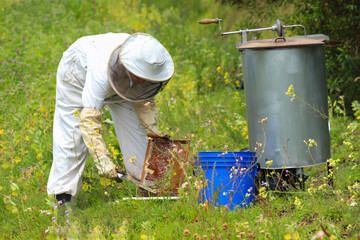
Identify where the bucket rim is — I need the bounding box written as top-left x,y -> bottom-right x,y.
196,151 -> 256,155
196,151 -> 257,159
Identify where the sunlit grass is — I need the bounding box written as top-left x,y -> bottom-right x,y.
0,0 -> 359,239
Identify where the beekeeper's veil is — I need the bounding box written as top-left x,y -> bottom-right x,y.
108,33 -> 174,102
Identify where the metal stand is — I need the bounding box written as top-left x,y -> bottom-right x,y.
256,168 -> 309,192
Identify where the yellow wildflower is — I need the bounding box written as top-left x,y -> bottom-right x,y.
285,85 -> 294,96
294,197 -> 303,208
308,139 -> 317,147
285,84 -> 296,101
73,110 -> 80,117
128,156 -> 136,163
284,233 -> 292,240
266,160 -> 273,166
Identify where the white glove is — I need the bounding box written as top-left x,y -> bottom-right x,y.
79,108 -> 120,179
94,155 -> 119,179
133,98 -> 166,138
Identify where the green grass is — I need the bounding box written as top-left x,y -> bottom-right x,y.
1,0 -> 359,239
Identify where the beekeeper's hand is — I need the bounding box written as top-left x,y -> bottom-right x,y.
133,98 -> 168,138
94,156 -> 125,183
94,155 -> 122,180
146,128 -> 168,138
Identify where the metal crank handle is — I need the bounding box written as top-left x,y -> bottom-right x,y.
198,18 -> 221,24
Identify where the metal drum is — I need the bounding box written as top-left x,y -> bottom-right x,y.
238,38 -> 331,169
198,18 -> 332,186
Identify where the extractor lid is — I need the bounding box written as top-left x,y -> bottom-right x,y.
237,36 -> 327,50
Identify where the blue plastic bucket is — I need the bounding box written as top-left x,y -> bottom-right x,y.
196,151 -> 257,210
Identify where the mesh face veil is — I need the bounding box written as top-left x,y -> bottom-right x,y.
108,45 -> 169,102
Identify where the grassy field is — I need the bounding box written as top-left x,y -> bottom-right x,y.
1,0 -> 359,239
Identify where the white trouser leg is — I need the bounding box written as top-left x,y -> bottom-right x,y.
47,104 -> 88,196
47,56 -> 87,197
107,102 -> 148,181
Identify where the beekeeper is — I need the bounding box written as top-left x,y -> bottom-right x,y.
47,33 -> 174,204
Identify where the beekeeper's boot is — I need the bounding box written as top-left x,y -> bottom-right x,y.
56,193 -> 71,205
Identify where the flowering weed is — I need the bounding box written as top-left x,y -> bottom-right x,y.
0,0 -> 359,239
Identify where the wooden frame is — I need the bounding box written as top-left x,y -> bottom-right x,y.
140,138 -> 190,194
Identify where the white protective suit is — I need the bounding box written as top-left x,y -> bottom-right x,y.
47,33 -> 165,196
